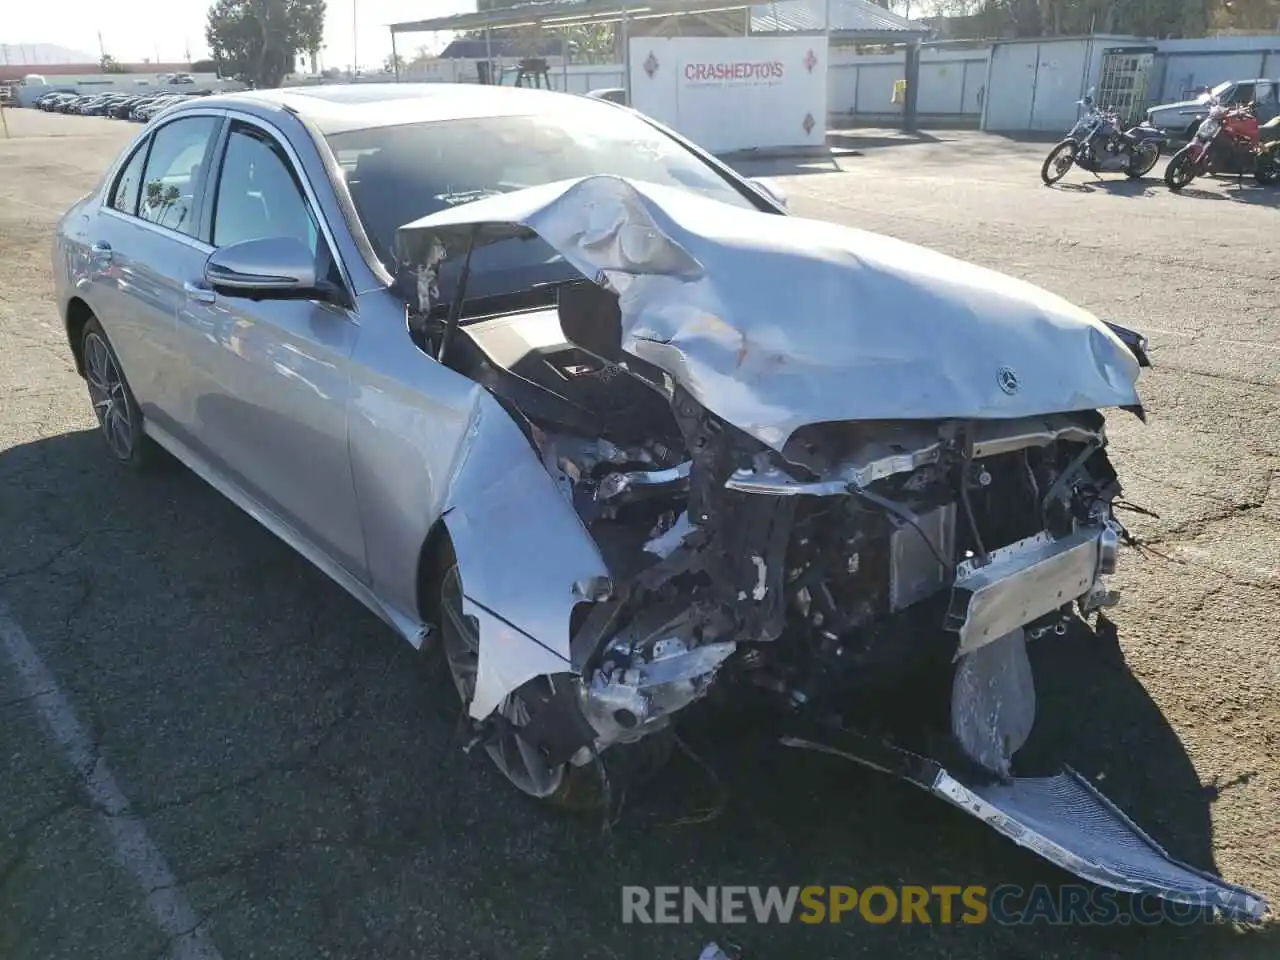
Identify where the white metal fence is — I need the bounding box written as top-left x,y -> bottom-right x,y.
827,46 -> 988,123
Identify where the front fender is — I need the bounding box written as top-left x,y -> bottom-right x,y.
440,393 -> 610,720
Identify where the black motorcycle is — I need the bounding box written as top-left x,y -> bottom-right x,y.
1041,92 -> 1167,185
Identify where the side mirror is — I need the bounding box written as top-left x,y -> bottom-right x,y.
748,175 -> 788,209
204,236 -> 321,300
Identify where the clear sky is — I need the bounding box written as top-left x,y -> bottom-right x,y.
1,0 -> 470,70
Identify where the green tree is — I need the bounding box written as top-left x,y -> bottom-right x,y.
99,54 -> 126,74
565,23 -> 614,64
205,0 -> 326,89
383,52 -> 406,74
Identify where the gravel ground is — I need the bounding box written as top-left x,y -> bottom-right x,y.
1,109 -> 1277,959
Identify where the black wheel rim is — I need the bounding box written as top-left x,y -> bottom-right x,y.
1044,144 -> 1073,182
84,331 -> 134,459
440,567 -> 566,798
1170,156 -> 1194,187
1135,144 -> 1159,175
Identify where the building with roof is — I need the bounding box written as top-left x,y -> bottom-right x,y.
389,0 -> 930,132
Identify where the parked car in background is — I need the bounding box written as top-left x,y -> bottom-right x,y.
1147,78 -> 1279,138
81,94 -> 130,116
585,87 -> 627,106
34,91 -> 71,110
109,96 -> 144,119
131,94 -> 187,122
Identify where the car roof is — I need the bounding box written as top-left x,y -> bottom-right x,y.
184,83 -> 600,136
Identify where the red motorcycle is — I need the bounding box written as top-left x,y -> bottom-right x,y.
1164,99 -> 1280,190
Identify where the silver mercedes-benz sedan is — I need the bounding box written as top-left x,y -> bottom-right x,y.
52,82 -> 1263,917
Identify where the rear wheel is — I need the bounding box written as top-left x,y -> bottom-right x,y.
437,559 -> 672,810
1040,139 -> 1077,185
1126,141 -> 1161,178
1164,147 -> 1198,191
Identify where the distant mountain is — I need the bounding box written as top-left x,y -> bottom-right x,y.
0,42 -> 98,66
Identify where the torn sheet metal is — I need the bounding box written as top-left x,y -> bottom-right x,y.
397,175 -> 1143,453
438,392 -> 611,720
781,726 -> 1268,921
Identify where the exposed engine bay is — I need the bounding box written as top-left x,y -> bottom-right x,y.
412,284 -> 1125,782
394,175 -> 1265,920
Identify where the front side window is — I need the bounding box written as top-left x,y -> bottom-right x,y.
109,139 -> 149,215
212,123 -> 318,254
1230,83 -> 1256,105
138,116 -> 219,237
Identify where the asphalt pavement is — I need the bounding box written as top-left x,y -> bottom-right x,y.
1,110 -> 1277,959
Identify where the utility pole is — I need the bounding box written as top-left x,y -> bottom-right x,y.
98,31 -> 106,61
353,0 -> 359,75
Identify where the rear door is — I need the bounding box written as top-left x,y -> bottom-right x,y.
174,117 -> 367,580
87,114 -> 222,432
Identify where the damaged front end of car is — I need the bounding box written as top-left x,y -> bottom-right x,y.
395,175 -> 1265,920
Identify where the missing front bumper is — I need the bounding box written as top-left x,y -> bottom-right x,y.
781,726 -> 1267,921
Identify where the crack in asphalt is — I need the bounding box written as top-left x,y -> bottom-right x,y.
0,789 -> 86,897
0,537 -> 90,584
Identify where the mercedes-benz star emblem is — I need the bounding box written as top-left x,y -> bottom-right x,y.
997,366 -> 1020,395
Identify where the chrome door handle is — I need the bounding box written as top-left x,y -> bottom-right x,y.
89,241 -> 112,262
183,281 -> 216,304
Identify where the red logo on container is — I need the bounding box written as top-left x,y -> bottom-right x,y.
804,49 -> 818,73
683,61 -> 785,82
802,112 -> 815,134
643,51 -> 659,78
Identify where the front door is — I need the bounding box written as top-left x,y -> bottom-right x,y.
87,114 -> 223,433
174,118 -> 367,581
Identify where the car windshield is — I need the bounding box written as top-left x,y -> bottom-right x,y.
327,108 -> 762,302
1203,81 -> 1234,101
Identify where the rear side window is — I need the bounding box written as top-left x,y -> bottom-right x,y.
109,139 -> 149,215
138,116 -> 219,237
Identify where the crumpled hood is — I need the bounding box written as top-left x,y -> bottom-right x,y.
397,175 -> 1142,452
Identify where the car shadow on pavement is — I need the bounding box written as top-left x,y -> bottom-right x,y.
1,428 -> 1272,960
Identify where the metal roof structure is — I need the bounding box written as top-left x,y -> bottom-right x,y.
749,0 -> 927,37
391,0 -> 927,40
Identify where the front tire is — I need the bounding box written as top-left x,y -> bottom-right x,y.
437,559 -> 671,810
1255,149 -> 1279,184
81,317 -> 156,469
1164,146 -> 1198,191
1040,139 -> 1077,185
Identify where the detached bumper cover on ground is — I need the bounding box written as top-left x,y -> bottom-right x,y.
783,726 -> 1268,921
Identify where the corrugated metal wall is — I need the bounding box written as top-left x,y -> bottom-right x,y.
827,46 -> 989,122
824,34 -> 1280,132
